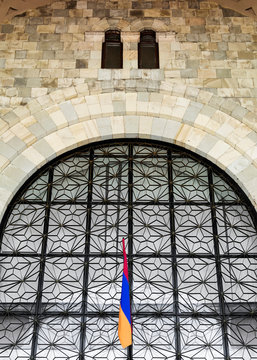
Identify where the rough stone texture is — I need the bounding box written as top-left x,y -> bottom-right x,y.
1,0 -> 257,24
0,0 -> 256,114
0,0 -> 256,217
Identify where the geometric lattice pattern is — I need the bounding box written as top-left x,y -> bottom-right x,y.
0,140 -> 257,360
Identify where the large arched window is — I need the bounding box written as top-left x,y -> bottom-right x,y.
0,140 -> 257,360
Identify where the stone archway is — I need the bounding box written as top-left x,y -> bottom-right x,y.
0,86 -> 257,220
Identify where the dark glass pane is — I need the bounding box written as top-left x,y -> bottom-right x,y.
102,30 -> 123,69
138,30 -> 159,69
138,43 -> 159,69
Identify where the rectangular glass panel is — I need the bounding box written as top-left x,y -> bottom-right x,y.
51,157 -> 90,201
84,317 -> 126,359
228,317 -> 257,360
133,257 -> 173,313
0,256 -> 40,303
133,205 -> 171,255
180,317 -> 224,359
175,205 -> 214,255
92,157 -> 128,202
177,258 -> 219,312
133,158 -> 169,202
1,204 -> 45,254
138,44 -> 158,69
36,316 -> 80,359
42,257 -> 84,312
48,204 -> 87,254
0,315 -> 34,359
216,205 -> 257,255
172,158 -> 210,203
221,258 -> 257,305
133,317 -> 176,359
102,42 -> 122,69
87,257 -> 122,312
90,205 -> 128,254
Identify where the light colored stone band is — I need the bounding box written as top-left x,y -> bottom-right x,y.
0,88 -> 256,221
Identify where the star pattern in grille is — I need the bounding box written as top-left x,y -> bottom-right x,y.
0,140 -> 257,360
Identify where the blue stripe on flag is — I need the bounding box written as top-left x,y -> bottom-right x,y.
120,273 -> 131,324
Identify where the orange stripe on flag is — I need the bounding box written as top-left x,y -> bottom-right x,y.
118,305 -> 132,349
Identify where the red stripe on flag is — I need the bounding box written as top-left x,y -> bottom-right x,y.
122,238 -> 129,281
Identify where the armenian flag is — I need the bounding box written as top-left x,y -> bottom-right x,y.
118,238 -> 132,348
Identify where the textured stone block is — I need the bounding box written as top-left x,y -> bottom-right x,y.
181,69 -> 198,78
124,115 -> 139,137
96,117 -> 112,139
6,136 -> 26,153
1,25 -> 14,33
216,69 -> 231,78
59,102 -> 78,124
39,41 -> 64,51
34,110 -> 56,133
183,102 -> 203,124
37,25 -> 56,33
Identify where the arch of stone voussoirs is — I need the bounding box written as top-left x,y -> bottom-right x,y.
0,86 -> 257,221
90,18 -> 169,32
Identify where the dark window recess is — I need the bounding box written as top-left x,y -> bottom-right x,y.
101,30 -> 123,69
138,30 -> 159,69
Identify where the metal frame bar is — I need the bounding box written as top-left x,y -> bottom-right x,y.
0,140 -> 256,360
168,149 -> 181,359
208,167 -> 230,359
30,166 -> 54,359
79,148 -> 94,360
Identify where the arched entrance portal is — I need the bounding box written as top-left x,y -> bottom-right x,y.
0,140 -> 257,359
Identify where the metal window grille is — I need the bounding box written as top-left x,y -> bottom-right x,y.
0,140 -> 257,360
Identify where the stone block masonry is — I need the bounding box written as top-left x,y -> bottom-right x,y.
0,0 -> 256,116
0,0 -> 256,213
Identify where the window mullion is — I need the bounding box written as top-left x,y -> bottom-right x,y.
168,149 -> 181,359
79,148 -> 94,360
208,168 -> 230,360
30,166 -> 54,359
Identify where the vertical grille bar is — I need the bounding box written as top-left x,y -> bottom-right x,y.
79,148 -> 94,360
208,168 -> 230,360
30,166 -> 54,359
167,149 -> 181,359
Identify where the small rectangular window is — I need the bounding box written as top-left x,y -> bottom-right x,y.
101,30 -> 123,69
138,30 -> 159,69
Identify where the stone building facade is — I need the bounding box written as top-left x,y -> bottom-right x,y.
0,0 -> 257,219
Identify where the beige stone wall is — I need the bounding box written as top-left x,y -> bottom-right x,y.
0,0 -> 257,115
0,0 -> 256,216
